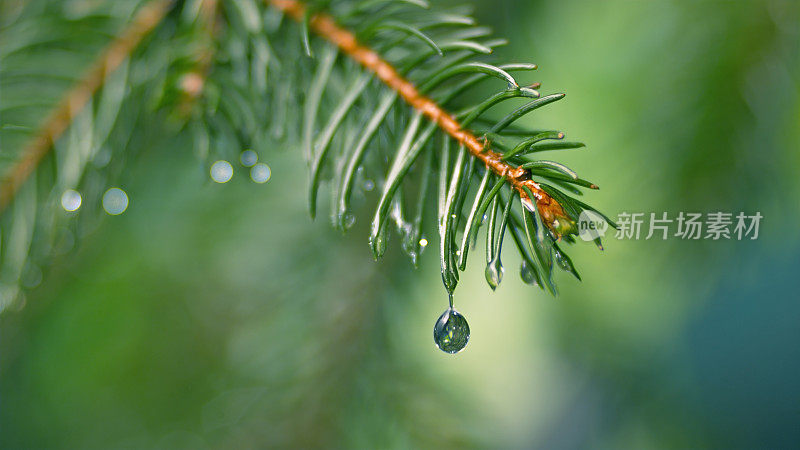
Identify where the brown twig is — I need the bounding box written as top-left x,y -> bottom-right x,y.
266,0 -> 571,236
0,0 -> 174,212
177,0 -> 219,115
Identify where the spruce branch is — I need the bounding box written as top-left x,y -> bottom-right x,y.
175,0 -> 220,115
260,0 -> 614,295
0,0 -> 173,212
0,0 -> 616,310
267,0 -> 570,240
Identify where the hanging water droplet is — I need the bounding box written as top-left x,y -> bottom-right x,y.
370,229 -> 388,258
363,179 -> 375,191
403,237 -> 419,266
343,213 -> 356,229
554,250 -> 570,271
336,211 -> 357,231
433,307 -> 470,354
419,238 -> 429,247
485,258 -> 503,291
520,260 -> 538,285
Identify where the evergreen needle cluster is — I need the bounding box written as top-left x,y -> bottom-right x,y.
0,0 -> 614,311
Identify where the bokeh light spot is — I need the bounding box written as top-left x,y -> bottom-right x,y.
240,150 -> 258,167
250,163 -> 271,184
60,189 -> 82,212
102,188 -> 128,215
211,160 -> 233,183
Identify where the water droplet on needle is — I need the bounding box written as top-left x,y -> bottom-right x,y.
433,306 -> 470,354
434,293 -> 470,354
520,260 -> 538,285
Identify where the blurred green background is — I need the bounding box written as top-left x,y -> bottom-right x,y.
2,0 -> 800,448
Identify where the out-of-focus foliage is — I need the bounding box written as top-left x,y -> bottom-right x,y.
0,0 -> 179,310
2,0 -> 799,449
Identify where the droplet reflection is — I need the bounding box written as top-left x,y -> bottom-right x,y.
343,213 -> 356,229
364,179 -> 375,191
485,259 -> 503,291
433,307 -> 470,354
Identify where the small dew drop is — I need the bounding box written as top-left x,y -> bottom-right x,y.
419,238 -> 429,247
371,231 -> 388,256
485,259 -> 503,290
102,188 -> 128,215
240,150 -> 258,167
364,179 -> 375,191
433,307 -> 470,354
60,189 -> 82,212
344,213 -> 356,229
554,250 -> 571,271
250,163 -> 271,184
210,160 -> 233,183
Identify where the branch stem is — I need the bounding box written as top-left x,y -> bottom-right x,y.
267,0 -> 567,235
177,0 -> 219,114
